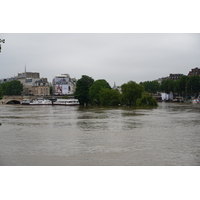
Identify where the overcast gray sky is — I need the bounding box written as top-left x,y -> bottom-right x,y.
0,33 -> 199,86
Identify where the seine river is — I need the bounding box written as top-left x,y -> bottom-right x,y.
0,102 -> 200,166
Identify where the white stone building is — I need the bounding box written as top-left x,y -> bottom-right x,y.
52,74 -> 76,95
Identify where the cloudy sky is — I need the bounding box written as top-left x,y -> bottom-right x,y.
0,33 -> 199,86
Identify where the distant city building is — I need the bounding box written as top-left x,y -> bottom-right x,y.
156,77 -> 169,84
30,78 -> 50,96
52,74 -> 76,95
112,82 -> 117,90
156,73 -> 184,84
0,78 -> 8,84
17,71 -> 40,86
188,67 -> 200,76
8,77 -> 17,82
169,73 -> 184,81
16,69 -> 50,96
0,67 -> 50,96
0,77 -> 17,83
112,82 -> 122,93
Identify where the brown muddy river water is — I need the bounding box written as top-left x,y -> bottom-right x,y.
0,102 -> 200,165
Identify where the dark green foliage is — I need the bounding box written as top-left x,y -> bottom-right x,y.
160,79 -> 175,94
99,88 -> 121,106
187,75 -> 200,96
163,75 -> 200,97
140,80 -> 160,93
179,76 -> 188,92
50,86 -> 53,95
0,88 -> 2,99
174,80 -> 180,94
0,80 -> 23,95
177,75 -> 188,96
121,81 -> 144,106
89,79 -> 111,105
74,75 -> 94,105
136,93 -> 158,107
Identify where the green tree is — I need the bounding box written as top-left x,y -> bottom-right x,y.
136,92 -> 158,107
121,81 -> 144,106
178,75 -> 188,96
50,86 -> 53,95
0,80 -> 23,95
74,75 -> 94,105
140,80 -> 160,93
187,75 -> 200,96
89,79 -> 111,105
0,87 -> 2,99
160,79 -> 174,94
174,79 -> 181,95
99,88 -> 121,106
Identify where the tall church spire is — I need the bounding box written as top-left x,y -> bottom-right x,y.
113,82 -> 117,89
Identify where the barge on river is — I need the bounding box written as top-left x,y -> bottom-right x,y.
192,95 -> 200,104
21,98 -> 79,106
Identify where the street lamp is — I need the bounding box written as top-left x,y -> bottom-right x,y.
0,39 -> 5,53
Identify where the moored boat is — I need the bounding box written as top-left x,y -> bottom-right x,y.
31,98 -> 52,105
21,99 -> 31,105
173,97 -> 184,102
53,99 -> 79,106
21,98 -> 79,106
192,95 -> 200,104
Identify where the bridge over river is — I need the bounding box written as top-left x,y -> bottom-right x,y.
0,95 -> 74,104
1,96 -> 44,104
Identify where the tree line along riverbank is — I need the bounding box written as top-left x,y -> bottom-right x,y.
74,75 -> 157,107
2,74 -> 199,107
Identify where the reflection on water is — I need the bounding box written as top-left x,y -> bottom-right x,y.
0,103 -> 200,166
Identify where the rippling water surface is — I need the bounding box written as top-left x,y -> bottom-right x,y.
0,103 -> 200,165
